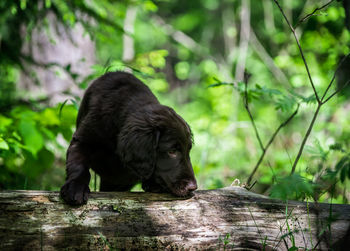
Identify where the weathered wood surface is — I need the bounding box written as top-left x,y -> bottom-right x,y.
0,187 -> 349,250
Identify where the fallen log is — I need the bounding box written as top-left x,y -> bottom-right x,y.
0,187 -> 349,250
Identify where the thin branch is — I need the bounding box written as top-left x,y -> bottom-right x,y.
243,82 -> 264,151
321,53 -> 350,101
291,104 -> 321,174
296,0 -> 334,27
322,79 -> 350,104
246,105 -> 299,185
273,1 -> 349,173
273,0 -> 320,104
265,105 -> 300,150
246,150 -> 265,186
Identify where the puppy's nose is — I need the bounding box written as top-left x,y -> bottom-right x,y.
185,180 -> 197,192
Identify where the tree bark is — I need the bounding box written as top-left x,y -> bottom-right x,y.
0,187 -> 349,250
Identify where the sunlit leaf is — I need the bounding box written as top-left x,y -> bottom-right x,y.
40,108 -> 60,126
175,61 -> 190,80
149,50 -> 168,68
18,120 -> 44,156
0,137 -> 9,150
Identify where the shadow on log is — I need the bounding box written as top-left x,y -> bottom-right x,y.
0,187 -> 349,250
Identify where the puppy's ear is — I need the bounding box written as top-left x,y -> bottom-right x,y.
117,116 -> 159,180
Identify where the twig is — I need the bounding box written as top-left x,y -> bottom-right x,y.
322,79 -> 350,104
273,0 -> 348,175
243,82 -> 264,151
321,53 -> 350,101
265,105 -> 300,150
291,75 -> 349,174
272,0 -> 320,104
291,104 -> 321,174
296,0 -> 334,27
247,105 -> 299,185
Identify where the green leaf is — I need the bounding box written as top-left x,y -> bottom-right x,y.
335,156 -> 349,171
65,63 -> 71,72
172,11 -> 202,32
270,174 -> 314,200
305,139 -> 328,161
275,95 -> 297,112
175,61 -> 190,80
340,164 -> 347,183
0,137 -> 9,150
149,50 -> 168,68
18,120 -> 44,156
0,115 -> 13,132
59,99 -> 70,119
303,94 -> 317,104
143,0 -> 158,12
329,143 -> 344,152
289,90 -> 317,104
323,169 -> 338,181
40,127 -> 56,140
58,104 -> 78,124
40,108 -> 60,126
207,82 -> 234,88
22,148 -> 55,178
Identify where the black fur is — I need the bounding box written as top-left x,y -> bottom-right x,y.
60,72 -> 197,205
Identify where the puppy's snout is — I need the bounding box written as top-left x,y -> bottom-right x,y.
185,180 -> 197,193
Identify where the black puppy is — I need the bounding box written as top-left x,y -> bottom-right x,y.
60,71 -> 197,205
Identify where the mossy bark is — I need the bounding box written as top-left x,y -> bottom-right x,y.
0,187 -> 349,250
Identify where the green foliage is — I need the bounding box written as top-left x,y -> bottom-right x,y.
210,80 -> 319,113
324,152 -> 350,184
0,104 -> 77,189
270,174 -> 314,201
305,139 -> 329,161
218,233 -> 233,250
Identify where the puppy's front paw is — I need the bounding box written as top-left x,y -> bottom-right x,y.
60,180 -> 90,205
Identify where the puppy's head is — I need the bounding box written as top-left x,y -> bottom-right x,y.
117,104 -> 197,196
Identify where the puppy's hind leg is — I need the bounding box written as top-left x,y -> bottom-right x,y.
60,138 -> 91,205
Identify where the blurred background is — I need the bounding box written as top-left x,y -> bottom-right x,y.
0,0 -> 349,203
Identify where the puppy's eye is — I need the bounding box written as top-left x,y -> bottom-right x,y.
167,150 -> 178,158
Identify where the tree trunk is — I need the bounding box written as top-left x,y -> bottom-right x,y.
0,187 -> 349,250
